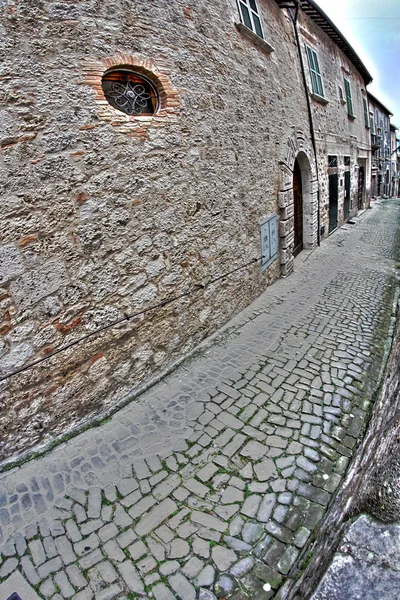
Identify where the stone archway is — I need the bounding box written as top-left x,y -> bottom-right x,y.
278,131 -> 318,276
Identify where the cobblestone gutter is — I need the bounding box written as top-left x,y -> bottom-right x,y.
0,200 -> 399,600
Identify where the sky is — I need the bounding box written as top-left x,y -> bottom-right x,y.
314,0 -> 400,127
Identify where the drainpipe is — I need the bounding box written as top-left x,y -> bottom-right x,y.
287,4 -> 321,246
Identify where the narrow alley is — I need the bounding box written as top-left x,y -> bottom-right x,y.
1,199 -> 399,600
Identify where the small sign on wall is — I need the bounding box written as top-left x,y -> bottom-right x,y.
260,215 -> 278,271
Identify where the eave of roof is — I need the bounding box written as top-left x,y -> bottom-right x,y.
274,0 -> 373,85
367,92 -> 393,116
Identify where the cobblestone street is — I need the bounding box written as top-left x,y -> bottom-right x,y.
0,199 -> 399,600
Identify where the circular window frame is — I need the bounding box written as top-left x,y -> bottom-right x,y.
101,68 -> 160,118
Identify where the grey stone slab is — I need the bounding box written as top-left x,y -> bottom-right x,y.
257,493 -> 277,522
152,582 -> 177,600
135,498 -> 177,536
117,561 -> 144,594
168,572 -> 196,600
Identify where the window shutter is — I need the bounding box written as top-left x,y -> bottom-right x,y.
363,97 -> 369,128
344,78 -> 353,116
306,46 -> 324,97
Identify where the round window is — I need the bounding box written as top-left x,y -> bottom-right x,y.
102,70 -> 159,116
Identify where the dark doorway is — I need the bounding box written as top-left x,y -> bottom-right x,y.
293,159 -> 303,257
344,170 -> 350,220
329,173 -> 338,233
358,167 -> 365,209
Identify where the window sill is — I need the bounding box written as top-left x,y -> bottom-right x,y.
235,23 -> 274,54
310,93 -> 328,105
348,114 -> 356,121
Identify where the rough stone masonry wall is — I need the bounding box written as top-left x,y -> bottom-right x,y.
297,13 -> 371,237
0,0 -> 313,459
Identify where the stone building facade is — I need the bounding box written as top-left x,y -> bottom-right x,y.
368,92 -> 393,198
292,0 -> 372,231
0,0 -> 373,458
389,124 -> 399,197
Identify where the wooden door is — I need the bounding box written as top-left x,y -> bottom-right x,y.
344,171 -> 350,220
329,173 -> 338,233
358,167 -> 364,209
293,160 -> 303,257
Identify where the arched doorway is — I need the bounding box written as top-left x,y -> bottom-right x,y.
293,158 -> 303,257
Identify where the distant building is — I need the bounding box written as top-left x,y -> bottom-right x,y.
368,93 -> 393,198
389,124 -> 398,197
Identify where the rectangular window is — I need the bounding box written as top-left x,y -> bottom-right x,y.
306,46 -> 324,97
369,115 -> 374,133
344,78 -> 354,116
344,156 -> 351,166
328,155 -> 338,167
362,97 -> 369,128
237,0 -> 264,38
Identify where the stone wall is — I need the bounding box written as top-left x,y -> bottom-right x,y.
0,0 -> 372,460
0,0 -> 316,459
297,12 -> 371,235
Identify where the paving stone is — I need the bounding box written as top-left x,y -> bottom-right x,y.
152,582 -> 177,600
98,523 -> 118,543
257,493 -> 277,522
137,554 -> 157,574
129,540 -> 147,560
117,561 -> 144,594
183,478 -> 209,498
199,589 -> 218,600
276,545 -> 299,574
160,561 -> 181,576
0,557 -> 18,578
40,578 -> 57,598
103,540 -> 126,562
135,499 -> 178,536
181,556 -> 204,578
191,511 -> 227,533
230,557 -> 255,577
128,496 -> 157,519
193,536 -> 210,558
79,549 -> 104,570
169,572 -> 196,600
66,563 -> 88,588
241,522 -> 264,544
212,545 -> 237,571
54,570 -> 75,598
214,574 -> 238,597
37,556 -> 63,579
224,535 -> 252,552
153,474 -> 181,501
254,458 -> 278,481
168,538 -> 190,559
75,587 -> 94,600
194,564 -> 216,587
241,495 -> 262,518
221,486 -> 244,504
240,440 -> 268,460
87,488 -> 102,519
116,529 -> 137,549
29,538 -> 46,566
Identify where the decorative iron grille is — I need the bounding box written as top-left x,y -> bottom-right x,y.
102,70 -> 158,116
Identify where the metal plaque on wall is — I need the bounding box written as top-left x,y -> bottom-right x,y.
260,215 -> 278,271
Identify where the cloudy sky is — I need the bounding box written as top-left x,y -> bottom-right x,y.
314,0 -> 400,126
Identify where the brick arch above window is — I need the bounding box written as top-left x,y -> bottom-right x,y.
82,53 -> 181,138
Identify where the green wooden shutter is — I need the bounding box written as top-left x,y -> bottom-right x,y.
306,46 -> 324,97
344,78 -> 354,116
363,97 -> 369,128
